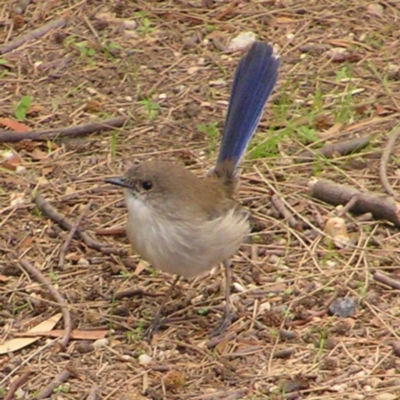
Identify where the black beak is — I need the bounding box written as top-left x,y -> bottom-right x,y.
105,177 -> 130,189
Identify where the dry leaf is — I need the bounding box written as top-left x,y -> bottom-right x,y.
19,236 -> 33,250
13,329 -> 108,340
318,122 -> 343,138
0,150 -> 22,171
42,166 -> 54,176
10,193 -> 26,208
274,17 -> 296,24
134,260 -> 149,275
0,117 -> 30,132
31,148 -> 48,160
0,313 -> 62,355
324,217 -> 352,249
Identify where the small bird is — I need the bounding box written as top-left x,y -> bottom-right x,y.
106,42 -> 279,339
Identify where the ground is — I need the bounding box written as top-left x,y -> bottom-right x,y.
1,0 -> 400,399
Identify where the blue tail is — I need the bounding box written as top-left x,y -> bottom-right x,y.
216,42 -> 279,175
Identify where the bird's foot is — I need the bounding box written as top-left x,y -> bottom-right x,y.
209,311 -> 235,338
143,317 -> 163,343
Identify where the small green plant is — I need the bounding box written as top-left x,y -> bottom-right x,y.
48,272 -> 59,282
102,41 -> 122,59
124,330 -> 137,343
197,307 -> 208,316
296,126 -> 318,145
135,321 -> 145,334
135,12 -> 154,36
110,130 -> 118,157
335,66 -> 351,82
197,122 -> 219,152
0,58 -> 9,78
334,86 -> 354,124
312,85 -> 324,112
75,41 -> 96,66
53,385 -> 69,394
119,270 -> 132,279
14,95 -> 32,121
204,24 -> 215,33
268,327 -> 280,340
75,41 -> 96,58
147,266 -> 158,277
11,301 -> 29,315
142,309 -> 153,320
139,98 -> 160,120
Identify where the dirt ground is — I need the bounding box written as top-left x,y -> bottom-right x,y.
1,1 -> 400,399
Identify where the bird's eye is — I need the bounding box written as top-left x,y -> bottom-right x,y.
141,180 -> 153,190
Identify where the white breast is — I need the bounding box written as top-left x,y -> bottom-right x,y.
124,192 -> 249,278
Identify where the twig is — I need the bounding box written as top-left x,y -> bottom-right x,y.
373,271 -> 400,290
87,383 -> 99,400
94,227 -> 125,236
58,201 -> 92,269
296,135 -> 373,162
389,340 -> 400,357
380,126 -> 400,197
34,193 -> 126,256
0,116 -> 127,143
4,370 -> 31,400
49,54 -> 73,79
272,348 -> 295,359
113,288 -> 164,300
190,388 -> 247,400
205,332 -> 237,349
36,369 -> 71,400
36,54 -> 73,79
309,178 -> 400,227
0,17 -> 66,54
271,194 -> 298,229
337,195 -> 359,217
37,55 -> 72,74
213,0 -> 238,20
19,259 -> 72,348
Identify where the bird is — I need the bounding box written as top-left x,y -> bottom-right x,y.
105,41 -> 280,340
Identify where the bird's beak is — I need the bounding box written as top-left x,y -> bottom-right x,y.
105,177 -> 130,189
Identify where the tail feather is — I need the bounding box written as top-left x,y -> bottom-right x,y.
216,42 -> 280,176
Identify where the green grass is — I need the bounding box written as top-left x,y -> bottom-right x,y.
197,122 -> 219,153
138,98 -> 160,120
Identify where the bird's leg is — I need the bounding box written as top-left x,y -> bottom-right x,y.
210,259 -> 234,337
144,275 -> 180,342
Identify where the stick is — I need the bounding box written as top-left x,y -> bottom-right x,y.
4,370 -> 31,400
271,194 -> 298,228
87,384 -> 99,400
380,126 -> 400,197
19,259 -> 72,348
34,193 -> 125,256
373,271 -> 400,290
0,116 -> 127,143
36,369 -> 71,399
297,135 -> 373,162
309,178 -> 400,227
0,18 -> 66,54
58,201 -> 92,269
113,288 -> 164,300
